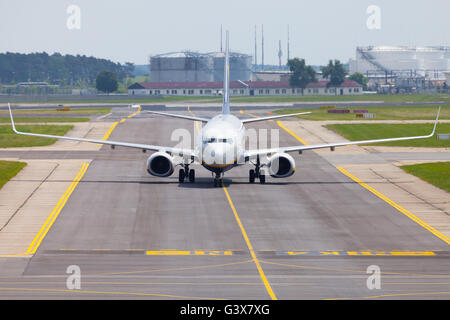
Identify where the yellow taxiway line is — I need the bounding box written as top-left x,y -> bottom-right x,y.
0,162 -> 90,257
240,110 -> 309,146
190,107 -> 277,300
101,122 -> 118,141
146,250 -> 233,256
25,162 -> 90,255
276,120 -> 309,146
120,105 -> 142,124
222,186 -> 278,300
273,114 -> 450,246
337,166 -> 450,245
187,106 -> 201,132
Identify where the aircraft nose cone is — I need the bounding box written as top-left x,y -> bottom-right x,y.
203,142 -> 239,167
212,149 -> 224,164
203,145 -> 228,165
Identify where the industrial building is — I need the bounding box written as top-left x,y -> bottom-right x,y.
128,80 -> 362,96
350,46 -> 450,77
149,51 -> 252,83
251,70 -> 291,82
349,46 -> 450,92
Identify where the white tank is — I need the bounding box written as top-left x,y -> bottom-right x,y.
354,46 -> 450,75
445,72 -> 450,83
424,59 -> 448,70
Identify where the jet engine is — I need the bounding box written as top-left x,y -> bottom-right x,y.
266,153 -> 296,178
146,152 -> 175,177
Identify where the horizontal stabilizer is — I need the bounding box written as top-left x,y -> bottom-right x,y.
241,111 -> 311,123
145,110 -> 210,122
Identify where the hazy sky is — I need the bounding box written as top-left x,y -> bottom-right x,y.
1,0 -> 449,66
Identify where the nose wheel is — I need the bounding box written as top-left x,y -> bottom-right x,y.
213,173 -> 223,187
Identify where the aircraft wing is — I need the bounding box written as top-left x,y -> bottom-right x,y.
241,111 -> 312,123
8,104 -> 196,158
245,107 -> 440,158
145,110 -> 210,122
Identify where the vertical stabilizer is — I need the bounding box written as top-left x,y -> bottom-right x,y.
222,31 -> 230,114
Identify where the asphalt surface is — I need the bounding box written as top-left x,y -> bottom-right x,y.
0,108 -> 449,300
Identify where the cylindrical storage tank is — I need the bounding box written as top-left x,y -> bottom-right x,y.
211,52 -> 252,82
416,47 -> 443,60
150,52 -> 215,82
444,49 -> 450,59
424,59 -> 448,70
445,72 -> 450,83
230,54 -> 252,82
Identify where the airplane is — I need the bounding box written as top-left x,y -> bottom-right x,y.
8,31 -> 440,187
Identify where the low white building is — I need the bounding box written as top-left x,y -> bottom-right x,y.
128,80 -> 363,96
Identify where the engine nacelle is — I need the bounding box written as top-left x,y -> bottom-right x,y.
146,152 -> 175,177
266,153 -> 296,178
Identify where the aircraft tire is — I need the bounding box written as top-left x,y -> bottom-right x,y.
189,169 -> 195,183
249,169 -> 255,183
179,169 -> 185,183
259,174 -> 265,184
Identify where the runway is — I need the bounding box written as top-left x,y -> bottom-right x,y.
0,107 -> 449,300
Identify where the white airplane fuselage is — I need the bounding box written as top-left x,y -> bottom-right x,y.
196,113 -> 246,174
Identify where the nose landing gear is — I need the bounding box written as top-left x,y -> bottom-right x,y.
213,172 -> 223,188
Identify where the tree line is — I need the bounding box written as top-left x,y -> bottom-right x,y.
287,58 -> 368,92
0,52 -> 134,86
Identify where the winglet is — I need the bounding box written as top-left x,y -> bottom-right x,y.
430,106 -> 440,137
7,103 -> 18,133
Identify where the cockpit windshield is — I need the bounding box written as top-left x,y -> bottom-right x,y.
203,138 -> 233,144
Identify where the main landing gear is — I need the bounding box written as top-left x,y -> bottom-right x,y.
179,164 -> 195,183
249,155 -> 266,184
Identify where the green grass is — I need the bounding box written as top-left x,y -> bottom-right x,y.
0,107 -> 111,115
401,162 -> 450,192
0,160 -> 27,190
231,93 -> 450,103
325,123 -> 450,147
0,125 -> 73,147
275,105 -> 449,121
0,117 -> 89,123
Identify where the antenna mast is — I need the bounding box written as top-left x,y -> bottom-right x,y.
287,24 -> 290,63
254,25 -> 258,69
278,40 -> 283,67
261,24 -> 264,71
220,24 -> 223,52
